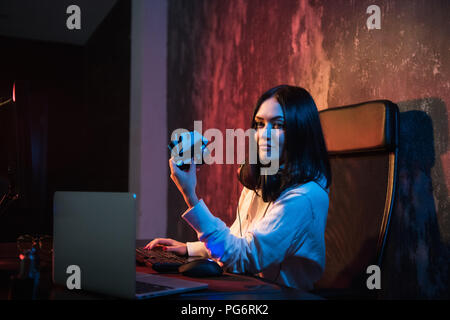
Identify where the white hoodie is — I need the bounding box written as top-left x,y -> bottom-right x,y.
182,176 -> 329,291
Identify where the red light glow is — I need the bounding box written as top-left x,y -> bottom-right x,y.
12,82 -> 16,102
19,254 -> 25,260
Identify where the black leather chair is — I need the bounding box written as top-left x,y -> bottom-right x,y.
314,100 -> 399,299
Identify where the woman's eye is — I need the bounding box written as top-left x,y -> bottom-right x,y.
273,123 -> 285,129
255,122 -> 265,128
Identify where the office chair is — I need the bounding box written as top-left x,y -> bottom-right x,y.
314,100 -> 399,299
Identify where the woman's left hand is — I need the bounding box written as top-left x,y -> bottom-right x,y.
169,157 -> 200,208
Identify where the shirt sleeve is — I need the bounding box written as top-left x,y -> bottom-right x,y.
186,187 -> 249,258
186,241 -> 211,257
228,187 -> 251,236
181,190 -> 313,274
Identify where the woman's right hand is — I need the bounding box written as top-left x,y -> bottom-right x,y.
169,157 -> 199,209
144,238 -> 188,256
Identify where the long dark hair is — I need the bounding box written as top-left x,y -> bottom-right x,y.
238,85 -> 331,202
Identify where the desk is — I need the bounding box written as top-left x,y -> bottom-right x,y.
0,241 -> 322,300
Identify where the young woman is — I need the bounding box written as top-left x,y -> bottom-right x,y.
146,85 -> 331,291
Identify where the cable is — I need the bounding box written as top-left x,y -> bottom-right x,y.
236,194 -> 280,283
237,192 -> 256,237
0,98 -> 12,108
237,205 -> 242,237
237,192 -> 271,236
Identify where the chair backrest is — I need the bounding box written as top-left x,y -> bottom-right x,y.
315,100 -> 399,290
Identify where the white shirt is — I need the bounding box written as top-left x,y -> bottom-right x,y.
182,176 -> 329,291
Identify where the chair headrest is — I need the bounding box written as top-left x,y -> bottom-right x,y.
319,100 -> 399,155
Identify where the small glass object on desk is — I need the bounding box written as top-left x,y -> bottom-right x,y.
9,234 -> 53,300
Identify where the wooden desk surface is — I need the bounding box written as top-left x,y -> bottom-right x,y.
0,241 -> 322,300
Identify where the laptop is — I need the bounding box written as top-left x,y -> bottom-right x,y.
53,191 -> 208,299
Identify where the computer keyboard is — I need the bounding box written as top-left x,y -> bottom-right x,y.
136,246 -> 188,272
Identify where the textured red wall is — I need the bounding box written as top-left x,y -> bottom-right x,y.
167,0 -> 449,298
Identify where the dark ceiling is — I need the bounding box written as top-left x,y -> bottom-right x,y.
0,0 -> 118,45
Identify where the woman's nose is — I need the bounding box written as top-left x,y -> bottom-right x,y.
260,123 -> 272,140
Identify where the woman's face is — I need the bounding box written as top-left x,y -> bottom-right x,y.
254,97 -> 285,164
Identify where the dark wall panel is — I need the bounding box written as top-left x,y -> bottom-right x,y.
0,38 -> 85,240
0,0 -> 130,241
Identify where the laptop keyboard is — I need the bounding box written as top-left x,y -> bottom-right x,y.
135,281 -> 173,294
136,246 -> 188,265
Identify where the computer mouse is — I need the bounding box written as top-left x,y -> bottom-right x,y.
178,259 -> 223,277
